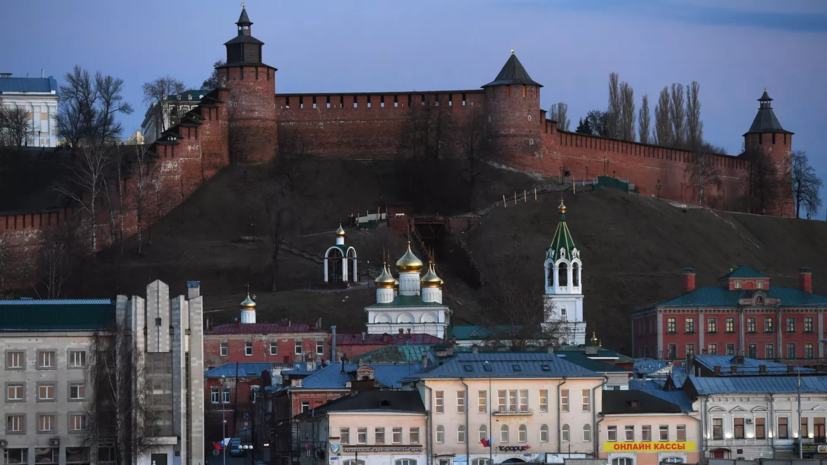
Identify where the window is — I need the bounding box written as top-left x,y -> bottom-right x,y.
39,414 -> 55,432
396,460 -> 417,465
677,424 -> 686,441
685,318 -> 695,333
500,425 -> 509,442
667,317 -> 677,333
220,342 -> 228,356
509,390 -> 517,411
642,425 -> 651,441
802,417 -> 809,438
804,317 -> 814,333
69,351 -> 86,368
222,389 -> 231,404
787,317 -> 796,333
38,383 -> 55,401
358,427 -> 368,444
301,401 -> 310,413
561,389 -> 569,412
457,390 -> 466,413
7,415 -> 25,433
778,417 -> 789,439
726,344 -> 736,356
659,425 -> 669,441
478,391 -> 487,413
613,459 -> 633,465
755,417 -> 765,439
748,344 -> 757,359
65,448 -> 89,465
479,425 -> 488,442
69,414 -> 87,431
625,426 -> 634,441
764,317 -> 774,333
708,317 -> 717,333
457,425 -> 466,443
787,343 -> 796,359
725,318 -> 735,333
735,281 -> 742,289
4,449 -> 27,465
7,384 -> 24,401
392,427 -> 402,444
734,418 -> 744,439
98,447 -> 116,464
686,344 -> 695,357
559,262 -> 568,286
375,427 -> 385,444
435,391 -> 444,413
712,418 -> 723,439
805,343 -> 815,359
667,344 -> 677,360
269,342 -> 278,355
434,426 -> 444,443
607,426 -> 617,441
505,86 -> 511,98
245,342 -> 253,356
539,390 -> 548,412
540,424 -> 549,442
583,424 -> 592,442
295,341 -> 303,354
708,344 -> 717,355
582,389 -> 591,412
343,461 -> 365,465
662,459 -> 683,464
316,341 -> 324,356
38,351 -> 55,368
471,460 -> 489,465
814,417 -> 825,438
340,428 -> 350,444
411,427 -> 420,443
517,424 -> 527,443
519,390 -> 529,412
562,424 -> 570,442
765,344 -> 774,359
747,318 -> 757,333
34,449 -> 58,465
6,351 -> 24,369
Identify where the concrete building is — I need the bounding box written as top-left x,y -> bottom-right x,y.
0,72 -> 59,147
140,90 -> 209,144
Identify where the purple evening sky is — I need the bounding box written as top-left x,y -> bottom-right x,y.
2,0 -> 825,215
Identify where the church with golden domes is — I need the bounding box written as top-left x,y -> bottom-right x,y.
365,242 -> 451,338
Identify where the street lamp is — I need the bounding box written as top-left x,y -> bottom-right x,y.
223,420 -> 227,465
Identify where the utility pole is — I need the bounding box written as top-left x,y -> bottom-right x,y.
798,367 -> 803,459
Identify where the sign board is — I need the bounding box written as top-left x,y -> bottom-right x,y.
603,442 -> 696,452
342,446 -> 423,453
800,444 -> 827,454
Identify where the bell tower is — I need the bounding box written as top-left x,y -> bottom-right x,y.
543,201 -> 586,345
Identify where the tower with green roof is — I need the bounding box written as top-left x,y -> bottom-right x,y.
543,200 -> 586,345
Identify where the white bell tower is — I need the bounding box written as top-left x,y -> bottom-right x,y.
543,201 -> 586,346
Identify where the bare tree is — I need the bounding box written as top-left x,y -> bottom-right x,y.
653,87 -> 672,147
55,144 -> 111,254
791,150 -> 823,218
549,103 -> 570,131
585,110 -> 609,137
686,142 -> 725,207
275,126 -> 308,193
456,105 -> 488,209
741,149 -> 786,214
0,105 -> 34,147
58,66 -> 133,146
95,74 -> 133,143
0,231 -> 11,295
85,312 -> 158,465
685,81 -> 703,150
262,179 -> 297,292
619,82 -> 635,142
638,94 -> 651,144
202,60 -> 226,89
142,76 -> 186,141
669,83 -> 686,149
33,224 -> 77,299
56,99 -> 86,148
130,144 -> 158,255
606,73 -> 621,139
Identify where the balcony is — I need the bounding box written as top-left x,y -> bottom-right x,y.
493,408 -> 533,416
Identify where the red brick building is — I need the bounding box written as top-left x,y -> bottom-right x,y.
631,266 -> 826,362
204,321 -> 329,369
335,330 -> 450,360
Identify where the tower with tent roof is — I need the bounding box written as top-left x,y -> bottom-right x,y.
543,200 -> 586,345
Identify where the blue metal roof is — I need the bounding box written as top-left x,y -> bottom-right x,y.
694,355 -> 815,376
0,77 -> 59,95
204,362 -> 275,378
688,375 -> 827,395
406,352 -> 601,380
0,299 -> 111,305
645,286 -> 827,308
626,382 -> 695,412
299,363 -> 422,389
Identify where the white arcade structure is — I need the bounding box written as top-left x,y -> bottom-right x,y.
324,224 -> 358,284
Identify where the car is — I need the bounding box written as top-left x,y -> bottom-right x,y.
229,438 -> 243,457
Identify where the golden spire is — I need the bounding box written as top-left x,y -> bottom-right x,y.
241,2 -> 245,8
335,224 -> 346,237
240,283 -> 256,310
396,241 -> 424,272
511,49 -> 515,55
558,200 -> 566,215
590,332 -> 598,345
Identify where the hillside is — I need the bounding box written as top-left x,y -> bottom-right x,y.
463,187 -> 827,352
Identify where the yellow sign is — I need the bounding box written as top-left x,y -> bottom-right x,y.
604,442 -> 696,452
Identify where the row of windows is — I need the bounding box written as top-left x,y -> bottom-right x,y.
338,427 -> 421,445
3,447 -> 113,465
5,413 -> 87,434
219,341 -> 324,357
4,350 -> 86,370
209,388 -> 232,404
666,317 -> 815,335
6,382 -> 86,402
340,460 -> 420,465
710,416 -> 826,440
666,342 -> 816,360
607,425 -> 686,442
547,262 -> 581,287
434,423 -> 585,444
434,389 -> 590,414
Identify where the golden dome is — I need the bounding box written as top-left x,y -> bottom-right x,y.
590,331 -> 598,345
335,224 -> 346,237
396,242 -> 424,272
421,262 -> 443,288
393,278 -> 399,290
240,293 -> 256,310
374,263 -> 396,289
558,200 -> 566,215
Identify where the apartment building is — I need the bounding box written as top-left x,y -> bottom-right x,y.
0,72 -> 59,147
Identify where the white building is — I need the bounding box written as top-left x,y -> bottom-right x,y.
543,201 -> 586,346
324,225 -> 358,284
366,242 -> 451,338
0,72 -> 59,147
140,90 -> 208,144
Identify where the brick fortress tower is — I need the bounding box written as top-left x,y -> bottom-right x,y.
217,5 -> 278,163
743,89 -> 794,216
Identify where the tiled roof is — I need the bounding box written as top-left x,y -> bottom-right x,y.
308,390 -> 425,416
365,295 -> 447,309
336,333 -> 449,346
642,286 -> 827,309
207,323 -> 322,335
745,91 -> 792,135
602,390 -> 682,414
556,352 -> 630,373
204,362 -> 275,378
351,345 -> 433,364
720,266 -> 768,279
0,299 -> 114,331
688,375 -> 827,395
299,363 -> 421,389
483,53 -> 542,88
406,352 -> 601,381
0,76 -> 59,95
694,355 -> 814,376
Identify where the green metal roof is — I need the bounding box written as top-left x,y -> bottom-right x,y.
547,207 -> 577,261
0,300 -> 115,332
644,286 -> 827,309
556,351 -> 629,373
719,266 -> 767,279
351,345 -> 433,364
365,295 -> 447,309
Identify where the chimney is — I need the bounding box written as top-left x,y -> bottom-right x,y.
41,68 -> 44,78
407,328 -> 411,335
382,333 -> 389,343
472,344 -> 479,354
714,365 -> 721,376
361,332 -> 366,343
187,281 -> 201,299
288,318 -> 292,328
788,365 -> 795,373
683,267 -> 696,293
799,267 -> 813,293
399,328 -> 404,336
759,364 -> 766,374
331,326 -> 337,362
731,366 -> 737,374
421,355 -> 428,368
547,346 -> 555,355
341,358 -> 346,374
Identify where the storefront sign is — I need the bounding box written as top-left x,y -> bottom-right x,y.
603,442 -> 696,452
342,446 -> 423,453
800,444 -> 827,454
498,446 -> 531,452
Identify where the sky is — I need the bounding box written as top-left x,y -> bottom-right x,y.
2,0 -> 825,215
